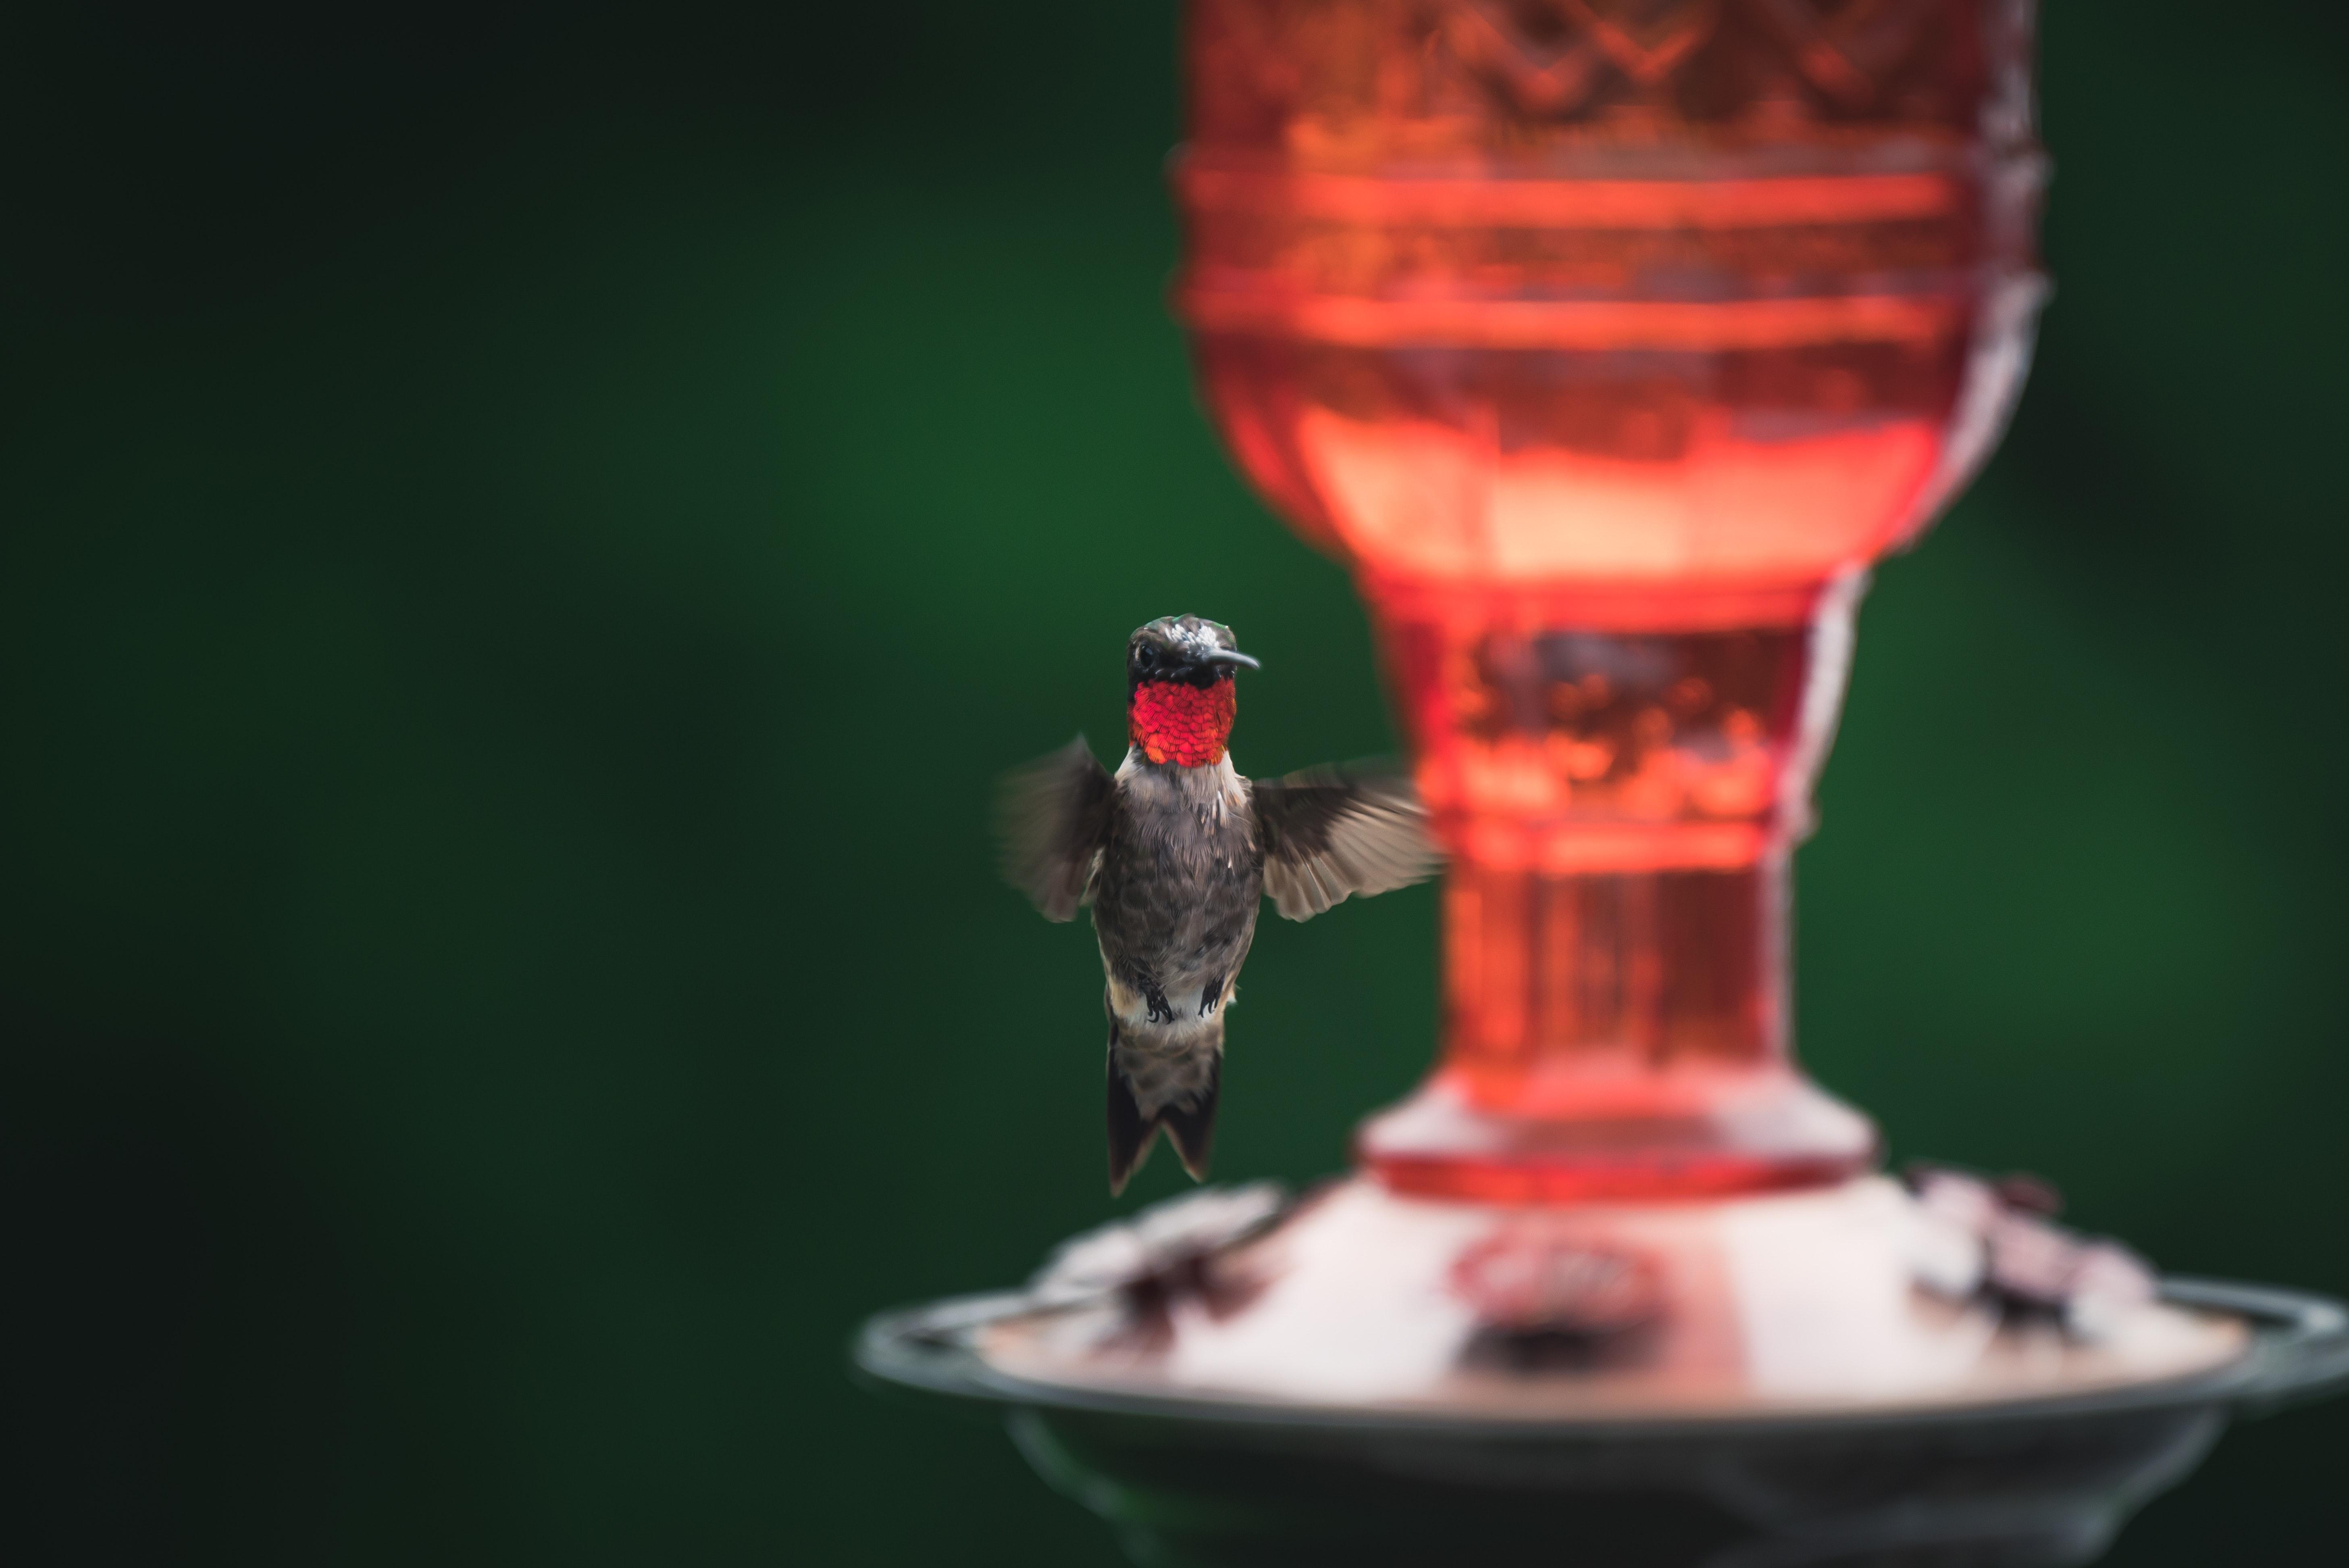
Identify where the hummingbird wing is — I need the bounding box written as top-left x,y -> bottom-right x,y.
997,735 -> 1116,922
1250,763 -> 1440,921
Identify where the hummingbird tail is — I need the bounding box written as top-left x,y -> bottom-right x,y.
1105,1014 -> 1223,1196
1159,1061 -> 1220,1182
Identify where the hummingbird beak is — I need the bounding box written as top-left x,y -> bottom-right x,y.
1202,649 -> 1261,672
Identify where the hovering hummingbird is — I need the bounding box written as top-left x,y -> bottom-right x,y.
999,615 -> 1438,1194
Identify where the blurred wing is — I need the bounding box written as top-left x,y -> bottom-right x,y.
1250,763 -> 1440,921
997,736 -> 1116,922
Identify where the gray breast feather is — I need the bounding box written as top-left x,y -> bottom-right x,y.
1249,764 -> 1441,921
1092,755 -> 1262,998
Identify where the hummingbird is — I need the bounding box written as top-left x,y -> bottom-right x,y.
999,615 -> 1438,1194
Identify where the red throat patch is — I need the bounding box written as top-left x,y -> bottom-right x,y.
1130,680 -> 1236,767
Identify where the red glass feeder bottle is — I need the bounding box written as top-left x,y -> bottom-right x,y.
1172,0 -> 2046,1202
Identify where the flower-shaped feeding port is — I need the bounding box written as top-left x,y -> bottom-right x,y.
1905,1164 -> 2160,1343
1451,1225 -> 1667,1372
1020,1184 -> 1290,1354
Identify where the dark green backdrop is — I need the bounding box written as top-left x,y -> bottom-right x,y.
7,3 -> 2347,1562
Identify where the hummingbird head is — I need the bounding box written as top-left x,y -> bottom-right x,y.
1126,615 -> 1259,767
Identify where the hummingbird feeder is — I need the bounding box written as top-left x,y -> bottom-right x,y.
857,4 -> 2349,1562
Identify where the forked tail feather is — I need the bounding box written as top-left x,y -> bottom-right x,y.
1105,1011 -> 1223,1196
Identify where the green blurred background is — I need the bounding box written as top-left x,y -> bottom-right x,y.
6,2 -> 2346,1562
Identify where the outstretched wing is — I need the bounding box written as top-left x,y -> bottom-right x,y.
997,736 -> 1117,922
1250,763 -> 1440,921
